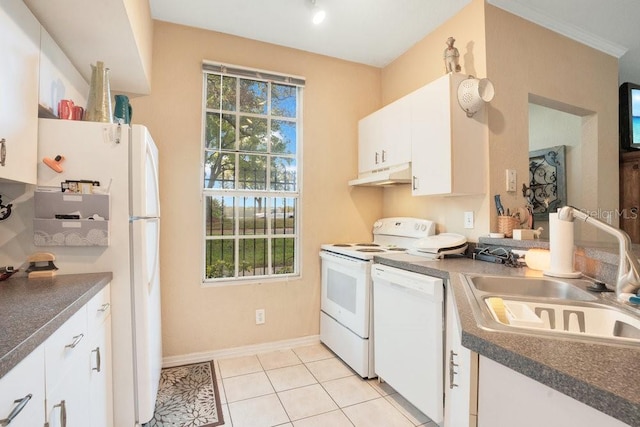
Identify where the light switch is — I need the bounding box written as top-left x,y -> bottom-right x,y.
506,169 -> 517,192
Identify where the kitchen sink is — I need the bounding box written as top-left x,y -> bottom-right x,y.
484,297 -> 640,343
463,274 -> 640,346
466,275 -> 598,301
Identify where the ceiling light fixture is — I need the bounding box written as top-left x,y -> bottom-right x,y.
309,0 -> 326,25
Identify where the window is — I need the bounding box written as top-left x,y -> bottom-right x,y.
202,63 -> 304,283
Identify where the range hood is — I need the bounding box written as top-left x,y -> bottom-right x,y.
348,163 -> 412,186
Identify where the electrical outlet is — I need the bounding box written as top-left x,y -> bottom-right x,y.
506,169 -> 517,192
464,211 -> 474,229
255,309 -> 265,325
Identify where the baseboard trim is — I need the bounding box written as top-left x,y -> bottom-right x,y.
162,335 -> 321,368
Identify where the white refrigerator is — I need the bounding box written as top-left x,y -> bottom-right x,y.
36,118 -> 162,426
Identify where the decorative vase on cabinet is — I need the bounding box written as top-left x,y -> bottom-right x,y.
85,61 -> 113,123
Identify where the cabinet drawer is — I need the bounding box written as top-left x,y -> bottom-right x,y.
87,283 -> 111,332
45,306 -> 88,388
0,345 -> 45,427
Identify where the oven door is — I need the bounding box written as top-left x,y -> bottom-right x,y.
320,251 -> 371,338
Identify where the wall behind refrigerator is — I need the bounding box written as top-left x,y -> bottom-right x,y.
130,20 -> 384,358
0,24 -> 88,266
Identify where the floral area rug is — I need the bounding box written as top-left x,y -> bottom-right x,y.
144,361 -> 224,427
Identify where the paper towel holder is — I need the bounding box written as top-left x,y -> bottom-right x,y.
543,211 -> 581,278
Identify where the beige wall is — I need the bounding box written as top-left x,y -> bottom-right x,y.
485,4 -> 619,240
131,21 -> 383,356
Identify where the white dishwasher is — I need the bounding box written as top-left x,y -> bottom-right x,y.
372,263 -> 444,424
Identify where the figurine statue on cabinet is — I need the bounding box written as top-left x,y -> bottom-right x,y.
443,36 -> 461,73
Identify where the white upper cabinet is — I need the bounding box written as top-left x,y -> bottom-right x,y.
0,0 -> 40,184
357,94 -> 412,174
353,73 -> 487,192
410,73 -> 487,196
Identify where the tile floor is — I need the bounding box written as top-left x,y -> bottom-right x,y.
214,343 -> 438,427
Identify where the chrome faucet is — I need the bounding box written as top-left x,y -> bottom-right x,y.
557,206 -> 640,301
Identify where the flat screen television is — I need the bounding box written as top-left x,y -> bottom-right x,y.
620,82 -> 640,150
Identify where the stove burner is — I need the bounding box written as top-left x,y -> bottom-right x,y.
357,248 -> 385,253
332,244 -> 352,247
356,243 -> 380,247
387,247 -> 407,251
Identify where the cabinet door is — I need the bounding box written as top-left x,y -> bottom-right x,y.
477,356 -> 628,427
620,152 -> 640,243
0,345 -> 45,427
380,95 -> 412,168
410,75 -> 452,195
358,96 -> 412,174
45,306 -> 90,426
444,285 -> 478,427
358,109 -> 385,173
0,0 -> 39,184
88,285 -> 113,427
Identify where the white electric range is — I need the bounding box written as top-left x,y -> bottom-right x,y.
319,217 -> 436,378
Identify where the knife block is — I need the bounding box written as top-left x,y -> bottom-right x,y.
497,216 -> 518,238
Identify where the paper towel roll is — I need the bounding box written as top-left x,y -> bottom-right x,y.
544,212 -> 581,278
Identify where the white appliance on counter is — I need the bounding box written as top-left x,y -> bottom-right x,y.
408,232 -> 468,259
372,263 -> 444,424
319,217 -> 436,378
36,119 -> 161,426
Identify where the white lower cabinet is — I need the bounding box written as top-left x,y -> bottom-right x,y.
45,305 -> 90,426
0,345 -> 45,426
0,284 -> 111,427
88,286 -> 113,427
477,356 -> 628,427
444,284 -> 478,427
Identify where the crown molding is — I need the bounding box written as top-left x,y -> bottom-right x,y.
488,0 -> 627,58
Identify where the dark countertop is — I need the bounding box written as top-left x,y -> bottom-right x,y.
374,253 -> 640,427
0,272 -> 112,379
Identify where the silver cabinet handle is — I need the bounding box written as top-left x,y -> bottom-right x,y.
375,151 -> 379,165
0,138 -> 5,167
449,350 -> 459,389
92,347 -> 101,372
381,149 -> 387,163
65,333 -> 84,349
53,400 -> 67,427
0,393 -> 32,426
412,175 -> 418,191
98,302 -> 110,313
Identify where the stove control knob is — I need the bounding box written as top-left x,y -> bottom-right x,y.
421,224 -> 427,231
414,224 -> 419,230
373,220 -> 383,229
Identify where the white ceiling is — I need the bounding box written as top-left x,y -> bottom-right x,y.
150,0 -> 640,84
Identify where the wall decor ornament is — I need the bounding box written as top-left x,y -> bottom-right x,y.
527,145 -> 567,220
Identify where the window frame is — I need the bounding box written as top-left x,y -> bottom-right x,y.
200,62 -> 304,286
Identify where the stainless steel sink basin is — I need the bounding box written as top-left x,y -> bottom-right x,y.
462,274 -> 640,346
467,275 -> 598,301
483,297 -> 640,344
